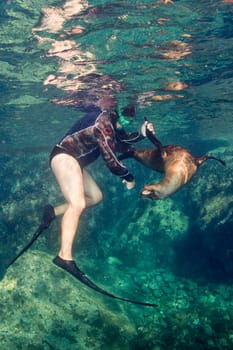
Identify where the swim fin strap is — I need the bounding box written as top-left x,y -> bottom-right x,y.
53,256 -> 158,307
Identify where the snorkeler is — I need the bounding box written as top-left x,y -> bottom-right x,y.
48,94 -> 154,271
7,94 -> 157,307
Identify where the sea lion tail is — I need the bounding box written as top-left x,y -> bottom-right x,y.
196,155 -> 226,167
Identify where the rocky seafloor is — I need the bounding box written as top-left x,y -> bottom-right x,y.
1,250 -> 233,350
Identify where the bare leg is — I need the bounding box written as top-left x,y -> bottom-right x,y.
51,153 -> 85,260
53,168 -> 103,216
54,203 -> 69,216
51,154 -> 103,260
83,168 -> 103,206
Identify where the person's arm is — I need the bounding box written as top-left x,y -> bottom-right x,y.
116,128 -> 144,144
94,112 -> 135,188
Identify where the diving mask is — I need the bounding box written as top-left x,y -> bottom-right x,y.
118,114 -> 133,127
117,104 -> 136,128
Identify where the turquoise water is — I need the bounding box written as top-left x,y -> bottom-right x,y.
0,0 -> 233,349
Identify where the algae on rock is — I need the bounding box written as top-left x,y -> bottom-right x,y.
0,251 -> 137,350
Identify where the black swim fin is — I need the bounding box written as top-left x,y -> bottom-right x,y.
7,204 -> 55,268
53,255 -> 158,307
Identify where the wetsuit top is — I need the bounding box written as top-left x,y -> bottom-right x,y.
53,105 -> 144,182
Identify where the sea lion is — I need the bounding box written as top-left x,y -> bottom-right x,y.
120,130 -> 225,200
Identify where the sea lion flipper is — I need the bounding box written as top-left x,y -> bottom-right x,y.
141,168 -> 184,200
141,188 -> 157,200
141,183 -> 169,200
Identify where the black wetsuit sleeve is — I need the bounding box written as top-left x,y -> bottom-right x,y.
94,113 -> 134,181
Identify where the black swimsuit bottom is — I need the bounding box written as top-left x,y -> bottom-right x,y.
49,145 -> 94,169
49,145 -> 81,165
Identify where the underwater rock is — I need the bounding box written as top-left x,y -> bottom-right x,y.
164,81 -> 188,91
0,251 -> 136,350
151,93 -> 184,101
172,152 -> 233,281
97,194 -> 189,271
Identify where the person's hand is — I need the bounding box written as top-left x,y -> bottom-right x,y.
122,179 -> 135,190
147,122 -> 155,134
141,121 -> 155,136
